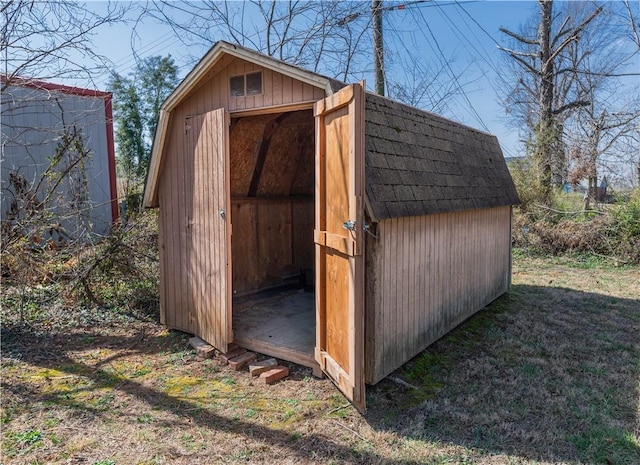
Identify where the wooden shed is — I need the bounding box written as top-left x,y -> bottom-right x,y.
143,41 -> 519,412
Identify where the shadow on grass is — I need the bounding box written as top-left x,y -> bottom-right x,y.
1,325 -> 419,464
2,283 -> 638,464
366,284 -> 640,464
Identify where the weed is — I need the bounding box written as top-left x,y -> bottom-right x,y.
221,376 -> 236,386
168,350 -> 191,364
136,413 -> 153,424
2,254 -> 638,464
568,426 -> 640,464
130,367 -> 152,378
3,428 -> 44,458
202,359 -> 220,374
228,448 -> 254,461
521,362 -> 537,377
513,191 -> 640,264
14,429 -> 43,445
95,394 -> 115,409
43,416 -> 61,428
281,408 -> 296,421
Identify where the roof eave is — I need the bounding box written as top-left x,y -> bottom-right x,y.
143,110 -> 170,208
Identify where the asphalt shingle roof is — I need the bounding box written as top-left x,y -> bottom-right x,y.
364,93 -> 520,220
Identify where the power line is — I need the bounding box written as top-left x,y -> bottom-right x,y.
414,7 -> 491,132
93,32 -> 181,87
434,1 -> 512,116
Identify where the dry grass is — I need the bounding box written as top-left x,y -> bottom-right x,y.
2,253 -> 639,464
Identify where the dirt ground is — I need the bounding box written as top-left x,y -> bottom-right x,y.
2,253 -> 639,464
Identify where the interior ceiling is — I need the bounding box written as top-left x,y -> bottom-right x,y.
229,109 -> 314,198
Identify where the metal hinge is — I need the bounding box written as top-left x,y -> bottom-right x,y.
342,220 -> 356,231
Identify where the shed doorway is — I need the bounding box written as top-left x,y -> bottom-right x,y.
228,108 -> 317,369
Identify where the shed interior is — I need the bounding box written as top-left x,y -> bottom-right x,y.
229,109 -> 317,367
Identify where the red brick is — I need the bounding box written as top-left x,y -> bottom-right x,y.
188,337 -> 215,359
220,347 -> 247,363
248,358 -> 278,377
228,351 -> 257,371
259,366 -> 289,384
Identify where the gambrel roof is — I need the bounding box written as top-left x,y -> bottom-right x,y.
144,41 -> 343,208
144,41 -> 519,215
364,93 -> 519,221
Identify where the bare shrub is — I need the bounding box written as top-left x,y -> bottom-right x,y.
513,190 -> 640,264
1,211 -> 159,331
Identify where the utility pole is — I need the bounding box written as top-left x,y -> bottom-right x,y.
372,0 -> 385,96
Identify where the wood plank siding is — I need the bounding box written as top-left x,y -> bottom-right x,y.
157,109 -> 230,349
231,198 -> 314,295
181,58 -> 324,115
365,205 -> 512,384
156,59 -> 324,334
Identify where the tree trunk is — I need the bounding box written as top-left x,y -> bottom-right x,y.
537,0 -> 555,199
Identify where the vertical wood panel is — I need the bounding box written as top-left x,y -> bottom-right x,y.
230,199 -> 313,295
292,78 -> 303,103
367,206 -> 513,384
175,58 -> 325,117
263,68 -> 273,107
157,56 -> 327,349
179,110 -> 191,332
257,202 -> 293,282
292,200 -> 315,271
315,84 -> 365,411
231,202 -> 258,292
169,115 -> 181,330
281,74 -> 293,104
158,109 -> 230,349
302,82 -> 315,101
272,71 -> 283,105
389,218 -> 399,373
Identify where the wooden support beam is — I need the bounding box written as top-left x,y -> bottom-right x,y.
247,112 -> 290,197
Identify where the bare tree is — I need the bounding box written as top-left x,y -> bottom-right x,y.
137,1 -> 371,82
2,0 -> 127,236
386,54 -> 474,116
1,0 -> 130,296
499,0 -> 604,200
622,0 -> 640,50
1,0 -> 126,90
568,108 -> 639,204
566,63 -> 640,202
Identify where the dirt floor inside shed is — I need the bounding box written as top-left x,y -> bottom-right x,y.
2,253 -> 639,465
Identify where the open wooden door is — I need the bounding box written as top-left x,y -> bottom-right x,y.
314,84 -> 366,413
186,108 -> 232,353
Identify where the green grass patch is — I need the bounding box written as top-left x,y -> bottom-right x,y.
569,426 -> 640,464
